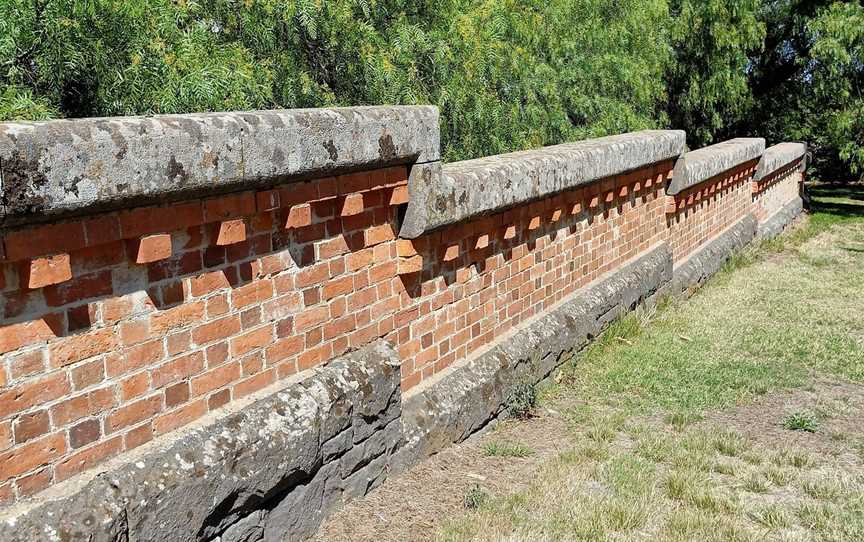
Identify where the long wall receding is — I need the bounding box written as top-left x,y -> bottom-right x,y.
0,106 -> 805,541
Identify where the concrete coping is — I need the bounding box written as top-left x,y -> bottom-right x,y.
754,142 -> 807,181
667,137 -> 765,195
0,106 -> 440,227
399,129 -> 686,238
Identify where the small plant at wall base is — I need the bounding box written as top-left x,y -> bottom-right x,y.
505,382 -> 538,420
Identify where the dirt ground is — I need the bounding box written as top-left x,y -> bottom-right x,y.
312,380 -> 864,542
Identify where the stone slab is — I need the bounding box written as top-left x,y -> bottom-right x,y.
757,197 -> 804,239
0,106 -> 440,227
399,130 -> 686,238
754,142 -> 807,181
668,138 -> 765,195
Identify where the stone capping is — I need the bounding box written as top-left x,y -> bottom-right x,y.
399,130 -> 686,238
0,105 -> 440,227
668,137 -> 766,195
754,142 -> 807,181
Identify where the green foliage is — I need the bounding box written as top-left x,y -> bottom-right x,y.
0,0 -> 861,177
666,0 -> 765,148
0,0 -> 672,162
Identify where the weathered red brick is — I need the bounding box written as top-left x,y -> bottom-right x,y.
134,234 -> 173,264
22,253 -> 73,289
0,432 -> 66,480
4,222 -> 86,261
215,219 -> 247,246
0,372 -> 70,419
105,395 -> 162,434
55,435 -> 122,481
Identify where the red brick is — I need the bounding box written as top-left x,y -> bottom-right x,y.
154,398 -> 207,436
322,275 -> 354,301
265,335 -> 304,364
83,214 -> 122,247
56,435 -> 122,481
119,202 -> 203,239
165,382 -> 190,408
364,224 -> 395,247
134,234 -> 173,264
4,222 -> 86,261
124,423 -> 153,450
215,219 -> 247,246
22,253 -> 73,289
231,280 -> 273,309
106,395 -> 162,434
13,410 -> 50,444
71,358 -> 105,390
294,305 -> 329,333
285,204 -> 312,229
0,318 -> 59,355
338,171 -> 371,194
9,350 -> 46,380
256,189 -> 281,212
120,319 -> 150,346
192,315 -> 241,346
207,389 -> 231,411
43,269 -> 112,307
149,300 -> 205,335
0,421 -> 11,452
16,467 -> 52,497
317,235 -> 350,260
191,362 -> 241,396
111,340 -> 164,376
323,315 -> 355,340
120,372 -> 150,401
50,386 -> 115,426
233,370 -> 275,399
227,325 -> 272,357
49,328 -> 116,368
0,432 -> 66,480
69,418 -> 101,449
203,192 -> 255,222
0,372 -> 70,419
340,193 -> 365,217
389,185 -> 409,205
151,351 -> 204,389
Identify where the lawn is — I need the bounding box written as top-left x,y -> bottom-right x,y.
315,185 -> 864,542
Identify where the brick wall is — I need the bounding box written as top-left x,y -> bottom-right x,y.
0,166 -> 409,504
752,161 -> 803,223
665,160 -> 758,263
0,114 -> 804,508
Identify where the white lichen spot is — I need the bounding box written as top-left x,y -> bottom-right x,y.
176,453 -> 195,471
136,461 -> 146,469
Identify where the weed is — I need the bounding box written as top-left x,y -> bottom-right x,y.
783,410 -> 820,432
483,442 -> 534,458
505,381 -> 537,419
463,484 -> 490,510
